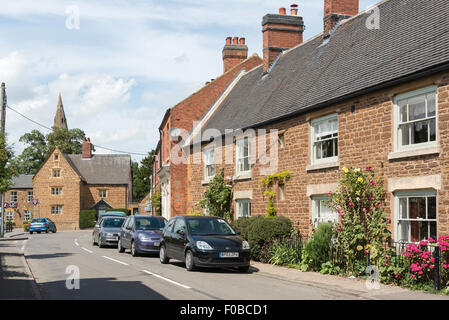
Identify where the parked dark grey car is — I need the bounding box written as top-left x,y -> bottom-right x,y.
118,215 -> 167,256
92,216 -> 126,248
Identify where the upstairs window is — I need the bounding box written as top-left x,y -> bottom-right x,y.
203,148 -> 216,180
99,190 -> 107,198
395,86 -> 437,151
24,210 -> 32,221
10,192 -> 18,203
311,114 -> 338,164
27,192 -> 33,202
53,169 -> 61,177
236,137 -> 251,175
51,187 -> 63,195
51,206 -> 63,215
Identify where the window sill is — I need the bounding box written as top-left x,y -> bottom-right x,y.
388,146 -> 440,160
201,178 -> 213,186
306,161 -> 339,172
233,172 -> 252,181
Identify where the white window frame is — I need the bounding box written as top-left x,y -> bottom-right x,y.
236,137 -> 251,175
236,199 -> 251,218
27,191 -> 33,202
394,190 -> 437,243
10,192 -> 18,203
6,211 -> 14,221
311,196 -> 338,226
203,148 -> 216,180
51,187 -> 63,196
394,86 -> 438,152
99,190 -> 107,198
310,114 -> 338,165
24,210 -> 32,221
51,206 -> 63,215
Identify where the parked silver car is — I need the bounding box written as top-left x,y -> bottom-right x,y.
92,216 -> 126,248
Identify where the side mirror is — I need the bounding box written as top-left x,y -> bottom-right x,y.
95,224 -> 100,228
235,230 -> 241,235
176,229 -> 186,237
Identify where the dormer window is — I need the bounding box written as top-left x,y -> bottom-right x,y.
55,154 -> 59,161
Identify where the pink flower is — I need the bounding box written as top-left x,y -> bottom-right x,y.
328,191 -> 333,196
429,265 -> 435,269
369,180 -> 376,186
419,271 -> 423,275
376,203 -> 382,208
369,196 -> 374,200
337,228 -> 341,232
349,201 -> 354,208
366,166 -> 373,171
411,275 -> 416,278
362,208 -> 366,213
428,237 -> 435,243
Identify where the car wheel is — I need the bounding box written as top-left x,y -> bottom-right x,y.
185,250 -> 196,271
118,238 -> 125,253
45,229 -> 48,233
159,245 -> 169,264
131,241 -> 138,257
238,266 -> 250,273
53,227 -> 57,233
98,237 -> 104,248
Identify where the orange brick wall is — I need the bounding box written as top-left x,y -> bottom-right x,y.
187,71 -> 449,237
4,189 -> 34,227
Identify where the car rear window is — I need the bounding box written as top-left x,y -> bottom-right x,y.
102,217 -> 125,228
135,217 -> 166,230
31,218 -> 46,223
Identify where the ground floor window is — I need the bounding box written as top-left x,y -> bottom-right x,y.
236,199 -> 251,218
395,190 -> 437,243
6,211 -> 14,221
51,206 -> 63,215
312,196 -> 338,226
24,210 -> 32,221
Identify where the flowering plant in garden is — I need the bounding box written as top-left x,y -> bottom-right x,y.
327,166 -> 391,273
402,236 -> 449,286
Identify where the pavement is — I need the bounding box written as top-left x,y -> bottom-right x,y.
1,230 -> 448,300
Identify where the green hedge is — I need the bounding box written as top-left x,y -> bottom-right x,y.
79,210 -> 97,229
106,208 -> 130,216
301,223 -> 333,271
232,215 -> 293,261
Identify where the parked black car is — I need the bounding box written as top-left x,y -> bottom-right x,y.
118,215 -> 167,256
159,216 -> 251,272
92,216 -> 126,248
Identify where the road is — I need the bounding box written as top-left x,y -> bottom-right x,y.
12,231 -> 448,300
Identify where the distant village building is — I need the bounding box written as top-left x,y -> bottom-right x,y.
6,94 -> 134,230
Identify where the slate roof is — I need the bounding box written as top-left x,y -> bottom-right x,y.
201,0 -> 449,135
64,154 -> 132,185
10,174 -> 33,189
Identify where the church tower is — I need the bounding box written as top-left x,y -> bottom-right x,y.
53,93 -> 68,130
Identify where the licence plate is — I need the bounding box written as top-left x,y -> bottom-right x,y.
219,252 -> 239,258
153,241 -> 160,247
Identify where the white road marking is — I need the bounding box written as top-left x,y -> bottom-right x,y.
74,239 -> 79,246
141,270 -> 192,289
102,256 -> 129,266
81,247 -> 93,254
21,240 -> 28,252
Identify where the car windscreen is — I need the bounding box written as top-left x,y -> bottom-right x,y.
135,217 -> 166,230
102,218 -> 125,228
187,218 -> 236,236
31,219 -> 46,223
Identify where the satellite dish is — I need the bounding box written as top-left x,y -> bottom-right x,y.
169,128 -> 182,140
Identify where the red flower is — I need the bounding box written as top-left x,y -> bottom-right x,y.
366,166 -> 373,171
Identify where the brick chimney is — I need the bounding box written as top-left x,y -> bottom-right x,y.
222,36 -> 248,73
324,0 -> 359,35
82,137 -> 92,159
262,4 -> 304,73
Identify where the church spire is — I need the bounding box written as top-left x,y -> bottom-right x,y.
53,93 -> 68,130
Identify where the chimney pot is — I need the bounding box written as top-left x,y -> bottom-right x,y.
279,7 -> 286,15
226,37 -> 232,45
232,37 -> 239,45
239,37 -> 245,45
290,4 -> 298,15
223,36 -> 248,73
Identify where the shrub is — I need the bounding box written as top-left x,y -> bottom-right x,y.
106,208 -> 130,216
231,217 -> 252,240
268,237 -> 303,266
300,223 -> 333,272
79,210 -> 97,229
23,221 -> 30,232
246,216 -> 292,261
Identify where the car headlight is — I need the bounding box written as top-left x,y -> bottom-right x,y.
196,241 -> 213,250
242,241 -> 250,250
138,233 -> 150,241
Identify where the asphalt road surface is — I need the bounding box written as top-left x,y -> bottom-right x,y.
20,231 -> 449,300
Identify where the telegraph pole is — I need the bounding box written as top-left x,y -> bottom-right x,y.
0,83 -> 6,237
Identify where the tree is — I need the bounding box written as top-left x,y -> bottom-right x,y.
133,150 -> 155,201
17,127 -> 87,175
151,188 -> 161,216
0,133 -> 17,193
199,169 -> 232,221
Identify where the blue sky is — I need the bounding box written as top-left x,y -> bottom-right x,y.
0,0 -> 380,162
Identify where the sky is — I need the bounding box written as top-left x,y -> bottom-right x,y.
0,0 -> 380,162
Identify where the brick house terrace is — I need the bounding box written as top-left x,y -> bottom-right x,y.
183,0 -> 449,242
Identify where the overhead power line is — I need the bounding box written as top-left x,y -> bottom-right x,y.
6,104 -> 148,156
